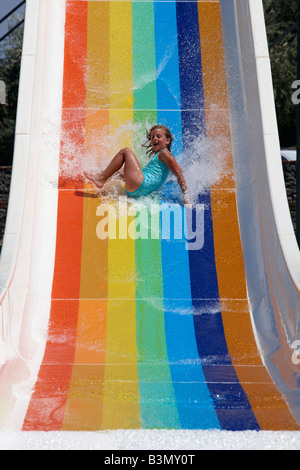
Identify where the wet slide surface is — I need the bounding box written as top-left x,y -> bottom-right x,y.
3,0 -> 300,431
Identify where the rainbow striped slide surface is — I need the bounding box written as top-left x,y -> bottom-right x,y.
2,0 -> 300,432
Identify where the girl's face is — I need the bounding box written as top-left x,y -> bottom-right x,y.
150,128 -> 170,154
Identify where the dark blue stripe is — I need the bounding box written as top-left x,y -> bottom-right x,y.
176,1 -> 260,431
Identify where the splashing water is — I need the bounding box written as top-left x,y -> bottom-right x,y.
180,132 -> 233,202
57,115 -> 232,198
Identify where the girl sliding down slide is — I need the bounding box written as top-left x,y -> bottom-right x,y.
84,125 -> 190,203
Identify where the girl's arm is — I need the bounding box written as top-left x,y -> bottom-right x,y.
158,149 -> 189,199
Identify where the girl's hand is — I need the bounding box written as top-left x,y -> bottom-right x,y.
183,191 -> 193,205
158,150 -> 190,202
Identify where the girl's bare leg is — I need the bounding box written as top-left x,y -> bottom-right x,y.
84,148 -> 144,192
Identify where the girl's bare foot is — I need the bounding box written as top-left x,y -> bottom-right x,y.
84,171 -> 107,189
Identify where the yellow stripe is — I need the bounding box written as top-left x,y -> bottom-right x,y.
109,1 -> 134,112
101,0 -> 141,429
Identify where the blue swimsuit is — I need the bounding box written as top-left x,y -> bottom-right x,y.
126,150 -> 170,198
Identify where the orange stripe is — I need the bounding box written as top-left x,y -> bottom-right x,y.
86,1 -> 110,110
59,0 -> 88,190
198,1 -> 300,430
23,1 -> 88,430
51,192 -> 84,300
62,2 -> 110,430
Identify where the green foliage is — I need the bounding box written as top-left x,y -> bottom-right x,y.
263,0 -> 297,147
0,14 -> 24,165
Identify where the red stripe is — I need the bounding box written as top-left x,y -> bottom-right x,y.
59,0 -> 88,190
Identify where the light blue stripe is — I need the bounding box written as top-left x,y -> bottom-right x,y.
154,1 -> 221,429
133,0 -> 181,429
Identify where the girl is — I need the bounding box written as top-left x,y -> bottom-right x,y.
84,125 -> 189,201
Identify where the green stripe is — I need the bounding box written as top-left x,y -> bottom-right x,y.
132,1 -> 157,110
132,1 -> 180,429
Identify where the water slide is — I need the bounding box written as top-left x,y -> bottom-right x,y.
0,0 -> 300,435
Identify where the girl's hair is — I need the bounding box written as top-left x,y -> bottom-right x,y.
142,125 -> 174,157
